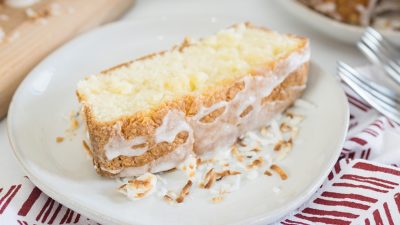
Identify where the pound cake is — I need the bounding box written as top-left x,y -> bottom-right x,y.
76,23 -> 310,177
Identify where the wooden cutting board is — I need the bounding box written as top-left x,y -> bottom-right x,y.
0,0 -> 134,119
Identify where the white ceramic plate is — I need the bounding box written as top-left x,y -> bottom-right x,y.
8,16 -> 349,225
276,0 -> 400,46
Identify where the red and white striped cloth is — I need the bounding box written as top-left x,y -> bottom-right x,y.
1,72 -> 399,225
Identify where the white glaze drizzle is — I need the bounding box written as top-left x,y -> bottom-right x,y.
155,110 -> 191,143
104,123 -> 148,160
189,44 -> 310,155
105,129 -> 194,177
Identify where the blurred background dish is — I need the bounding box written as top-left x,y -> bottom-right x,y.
277,0 -> 400,46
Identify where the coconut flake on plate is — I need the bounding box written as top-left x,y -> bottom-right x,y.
118,173 -> 157,200
115,103 -> 305,203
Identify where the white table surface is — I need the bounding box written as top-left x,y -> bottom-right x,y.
0,0 -> 366,189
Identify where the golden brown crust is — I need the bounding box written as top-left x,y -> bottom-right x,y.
78,23 -> 309,177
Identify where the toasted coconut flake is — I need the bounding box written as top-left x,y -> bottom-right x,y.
176,180 -> 193,203
56,137 -> 64,143
280,123 -> 292,132
176,196 -> 184,203
285,112 -> 294,119
163,194 -> 174,203
82,140 -> 93,157
270,164 -> 288,180
216,170 -> 241,181
286,112 -> 304,124
231,145 -> 244,162
135,190 -> 150,198
205,168 -> 214,180
211,195 -> 224,203
260,126 -> 269,136
118,184 -> 127,190
131,143 -> 147,149
251,145 -> 261,152
178,154 -> 197,177
204,169 -> 217,189
128,179 -> 151,189
273,140 -> 284,151
236,136 -> 246,147
247,157 -> 264,169
118,173 -> 157,200
263,170 -> 272,176
163,168 -> 177,173
274,139 -> 292,152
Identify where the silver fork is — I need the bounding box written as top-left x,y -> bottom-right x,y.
357,27 -> 400,85
337,61 -> 400,124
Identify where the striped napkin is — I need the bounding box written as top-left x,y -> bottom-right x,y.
1,73 -> 399,225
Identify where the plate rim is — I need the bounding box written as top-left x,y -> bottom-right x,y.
276,0 -> 400,37
7,17 -> 350,225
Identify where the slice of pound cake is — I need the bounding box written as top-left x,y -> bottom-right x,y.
77,23 -> 310,177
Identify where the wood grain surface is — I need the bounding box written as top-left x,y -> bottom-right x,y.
0,0 -> 134,118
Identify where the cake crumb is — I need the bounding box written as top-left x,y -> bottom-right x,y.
71,118 -> 79,129
270,164 -> 288,180
56,137 -> 64,143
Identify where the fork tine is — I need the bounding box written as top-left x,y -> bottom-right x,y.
338,62 -> 400,103
364,27 -> 400,59
383,63 -> 400,85
362,34 -> 394,62
358,41 -> 381,64
360,35 -> 399,68
362,29 -> 400,70
358,39 -> 400,85
337,64 -> 400,124
338,62 -> 400,110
